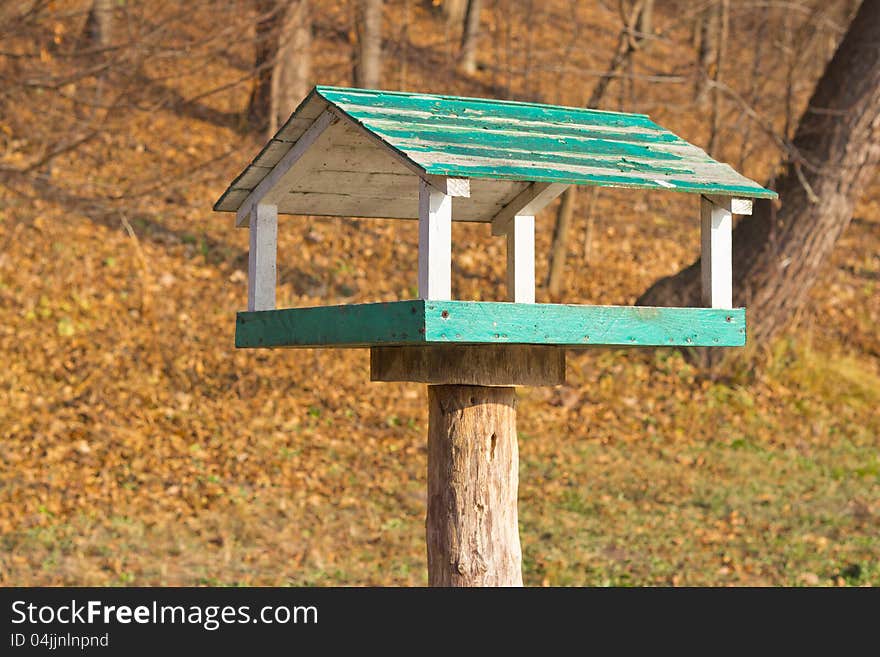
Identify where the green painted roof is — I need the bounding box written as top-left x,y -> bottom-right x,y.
215,86 -> 775,214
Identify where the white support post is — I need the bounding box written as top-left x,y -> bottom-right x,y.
247,204 -> 278,311
418,179 -> 452,300
700,195 -> 733,308
505,215 -> 535,303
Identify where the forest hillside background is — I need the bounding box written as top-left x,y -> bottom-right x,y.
1,0 -> 878,586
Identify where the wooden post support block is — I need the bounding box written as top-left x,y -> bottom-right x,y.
427,385 -> 522,586
370,344 -> 565,386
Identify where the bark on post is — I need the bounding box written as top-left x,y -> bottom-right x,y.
371,345 -> 564,587
427,385 -> 522,587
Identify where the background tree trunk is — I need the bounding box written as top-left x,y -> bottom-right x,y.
249,1 -> 312,136
427,385 -> 522,587
353,0 -> 383,88
80,0 -> 114,49
248,0 -> 281,131
706,0 -> 729,156
459,0 -> 483,75
545,0 -> 650,297
77,0 -> 115,112
694,1 -> 720,106
636,0 -> 653,41
638,0 -> 880,362
270,0 -> 311,135
442,0 -> 467,25
547,185 -> 576,296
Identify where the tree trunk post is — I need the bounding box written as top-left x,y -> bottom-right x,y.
427,385 -> 521,586
371,344 -> 565,587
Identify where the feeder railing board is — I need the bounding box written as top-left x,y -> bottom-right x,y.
235,301 -> 745,349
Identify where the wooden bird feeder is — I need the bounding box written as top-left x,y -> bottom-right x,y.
215,86 -> 776,586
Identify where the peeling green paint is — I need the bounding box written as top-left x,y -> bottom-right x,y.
215,85 -> 777,213
235,301 -> 746,349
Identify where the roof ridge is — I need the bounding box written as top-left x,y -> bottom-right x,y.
314,85 -> 651,119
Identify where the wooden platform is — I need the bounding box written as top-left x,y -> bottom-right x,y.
235,300 -> 746,348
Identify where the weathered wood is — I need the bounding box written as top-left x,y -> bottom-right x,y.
313,88 -> 778,197
266,190 -> 505,222
247,204 -> 277,311
505,215 -> 535,303
704,195 -> 752,215
370,344 -> 564,386
423,175 -> 470,198
235,300 -> 747,348
215,86 -> 777,216
700,195 -> 733,308
267,120 -> 519,219
329,106 -> 476,199
491,182 -> 568,235
418,179 -> 452,300
235,108 -> 337,226
427,384 -> 522,586
246,117 -> 516,219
